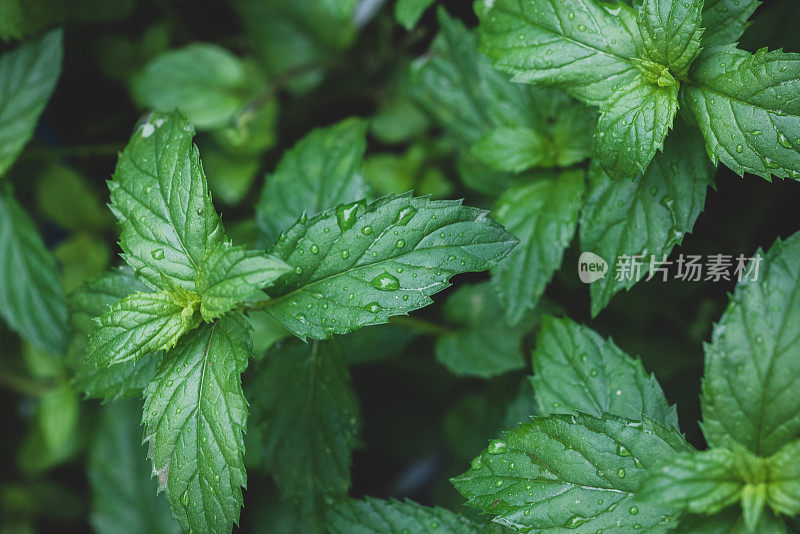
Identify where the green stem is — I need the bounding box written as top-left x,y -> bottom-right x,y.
21,142 -> 123,160
0,370 -> 51,396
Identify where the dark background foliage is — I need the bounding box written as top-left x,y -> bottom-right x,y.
1,0 -> 799,531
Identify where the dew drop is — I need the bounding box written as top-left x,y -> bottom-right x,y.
564,515 -> 591,529
629,505 -> 639,515
394,206 -> 417,226
341,250 -> 350,259
361,226 -> 373,235
335,200 -> 363,232
364,302 -> 381,313
310,244 -> 319,254
617,468 -> 626,478
151,248 -> 164,260
778,133 -> 793,149
616,444 -> 631,457
488,440 -> 507,454
396,239 -> 405,248
370,273 -> 400,291
181,490 -> 190,507
294,266 -> 303,275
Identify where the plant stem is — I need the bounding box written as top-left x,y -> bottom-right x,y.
0,370 -> 51,396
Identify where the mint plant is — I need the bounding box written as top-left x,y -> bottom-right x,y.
1,1 -> 799,533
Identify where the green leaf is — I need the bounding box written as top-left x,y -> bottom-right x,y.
701,231 -> 800,456
255,118 -> 369,247
328,497 -> 484,534
0,188 -> 68,354
435,282 -> 528,378
476,0 -> 643,106
36,164 -> 109,232
395,0 -> 436,30
109,110 -> 225,290
196,243 -> 290,321
38,384 -> 78,454
580,122 -> 715,316
685,46 -> 800,180
264,193 -> 517,340
491,170 -> 584,325
638,0 -> 704,77
596,76 -> 678,179
250,341 -> 359,531
470,126 -> 550,173
531,316 -> 679,428
637,449 -> 744,515
702,0 -> 761,48
70,269 -> 163,401
200,143 -> 262,206
132,44 -> 263,130
88,400 -> 178,534
679,508 -> 788,534
764,439 -> 800,519
452,413 -> 692,532
85,291 -> 195,370
142,314 -> 251,534
0,29 -> 62,178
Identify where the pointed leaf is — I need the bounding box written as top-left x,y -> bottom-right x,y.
0,29 -> 62,178
580,123 -> 715,316
532,316 -> 679,428
395,0 -> 436,30
685,46 -> 800,181
264,193 -> 517,340
702,0 -> 761,48
142,315 -> 251,534
452,413 -> 692,532
255,118 -> 369,247
701,231 -> 800,456
476,0 -> 643,106
491,170 -> 584,325
0,188 -> 68,354
328,497 -> 485,534
196,243 -> 290,321
250,341 -> 359,531
638,0 -> 704,77
109,110 -> 224,290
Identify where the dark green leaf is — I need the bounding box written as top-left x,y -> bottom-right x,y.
638,0 -> 704,77
702,0 -> 761,48
328,497 -> 484,534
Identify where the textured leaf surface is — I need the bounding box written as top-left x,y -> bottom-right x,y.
435,282 -> 528,378
132,44 -> 262,130
701,0 -> 761,48
476,0 -> 643,106
250,341 -> 359,531
85,291 -> 188,370
89,400 -> 178,534
638,0 -> 704,77
0,188 -> 68,354
580,124 -> 715,316
453,413 -> 691,532
470,126 -> 549,173
637,449 -> 744,515
596,76 -> 678,179
255,117 -> 369,247
702,231 -> 800,456
0,29 -> 62,178
532,316 -> 678,428
196,243 -> 290,321
764,439 -> 800,518
685,46 -> 800,180
70,268 -> 162,400
491,170 -> 584,325
109,110 -> 224,290
264,193 -> 517,340
143,315 -> 251,534
395,0 -> 436,30
328,497 -> 484,534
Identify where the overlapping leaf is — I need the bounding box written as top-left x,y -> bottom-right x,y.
264,193 -> 517,340
701,0 -> 761,48
328,498 -> 486,534
638,0 -> 704,77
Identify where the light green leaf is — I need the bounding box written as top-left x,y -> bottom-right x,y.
532,316 -> 679,428
196,243 -> 290,321
142,315 -> 251,534
0,188 -> 68,354
70,269 -> 162,401
476,0 -> 643,106
637,449 -> 744,515
132,44 -> 263,130
395,0 -> 436,30
201,143 -> 262,206
470,126 -> 549,173
250,341 -> 359,531
85,291 -> 195,370
328,497 -> 484,534
452,413 -> 692,532
435,282 -> 528,378
491,170 -> 584,325
264,193 -> 517,340
764,439 -> 800,518
679,508 -> 788,534
701,231 -> 800,456
685,46 -> 800,180
88,400 -> 178,534
36,164 -> 109,231
0,29 -> 62,178
54,233 -> 111,292
38,384 -> 78,454
580,123 -> 715,317
596,76 -> 678,179
638,0 -> 704,77
702,0 -> 761,48
255,118 -> 369,247
109,110 -> 224,290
